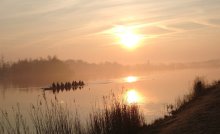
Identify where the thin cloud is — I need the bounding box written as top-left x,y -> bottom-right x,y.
0,0 -> 220,53
167,22 -> 206,31
208,19 -> 220,26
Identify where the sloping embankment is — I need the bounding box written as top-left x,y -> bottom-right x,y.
140,81 -> 220,134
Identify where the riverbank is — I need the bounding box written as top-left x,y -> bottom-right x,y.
140,80 -> 220,134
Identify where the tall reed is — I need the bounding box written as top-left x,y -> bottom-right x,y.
30,93 -> 84,134
87,98 -> 145,134
0,92 -> 146,134
0,104 -> 30,134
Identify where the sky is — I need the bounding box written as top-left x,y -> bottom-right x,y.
0,0 -> 220,64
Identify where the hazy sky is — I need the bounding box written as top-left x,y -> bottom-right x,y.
0,0 -> 220,64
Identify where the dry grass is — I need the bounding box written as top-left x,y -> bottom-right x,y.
0,104 -> 30,134
165,77 -> 207,116
87,96 -> 145,134
0,93 -> 146,134
140,78 -> 220,134
30,93 -> 84,134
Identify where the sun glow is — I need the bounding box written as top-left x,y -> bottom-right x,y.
125,76 -> 138,83
125,90 -> 141,104
114,26 -> 142,49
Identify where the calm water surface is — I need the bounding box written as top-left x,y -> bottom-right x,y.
1,68 -> 220,123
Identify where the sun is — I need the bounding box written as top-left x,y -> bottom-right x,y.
114,26 -> 142,49
125,90 -> 141,104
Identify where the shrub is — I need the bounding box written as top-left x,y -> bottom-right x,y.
193,78 -> 206,97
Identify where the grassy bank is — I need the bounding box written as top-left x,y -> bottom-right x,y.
140,79 -> 220,134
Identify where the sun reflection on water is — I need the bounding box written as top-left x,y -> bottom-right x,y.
124,89 -> 143,104
125,76 -> 138,83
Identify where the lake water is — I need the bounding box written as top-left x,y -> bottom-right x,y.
0,68 -> 220,123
